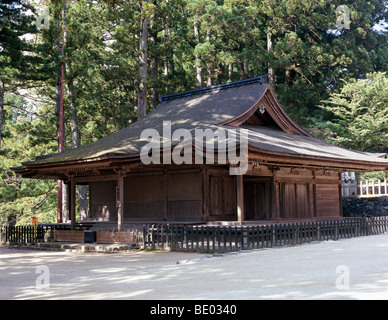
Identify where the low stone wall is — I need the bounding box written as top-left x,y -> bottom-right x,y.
343,196 -> 388,217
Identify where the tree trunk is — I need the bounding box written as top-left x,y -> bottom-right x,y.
267,29 -> 275,87
68,80 -> 80,148
194,18 -> 203,87
68,78 -> 88,220
137,0 -> 148,120
55,7 -> 65,223
0,81 -> 4,150
56,76 -> 67,221
228,62 -> 233,82
62,183 -> 69,222
206,30 -> 212,86
150,5 -> 158,109
163,29 -> 174,78
238,59 -> 244,80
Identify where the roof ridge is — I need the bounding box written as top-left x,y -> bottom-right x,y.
159,75 -> 268,102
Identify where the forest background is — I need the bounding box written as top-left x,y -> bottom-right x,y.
0,0 -> 387,225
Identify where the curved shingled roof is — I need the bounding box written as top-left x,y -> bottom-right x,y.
14,76 -> 388,173
25,77 -> 269,165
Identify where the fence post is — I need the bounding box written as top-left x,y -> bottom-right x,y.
222,226 -> 226,251
205,227 -> 209,252
356,219 -> 360,237
364,218 -> 369,236
240,226 -> 244,250
260,225 -> 264,249
150,224 -> 155,250
273,224 -> 277,247
246,226 -> 249,250
200,226 -> 204,251
379,217 -> 382,234
195,226 -> 199,250
255,225 -> 259,249
216,226 -> 221,252
285,223 -> 290,246
368,218 -> 372,236
302,222 -> 306,244
227,226 -> 231,251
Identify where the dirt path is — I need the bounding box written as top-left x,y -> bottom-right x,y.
1,234 -> 388,300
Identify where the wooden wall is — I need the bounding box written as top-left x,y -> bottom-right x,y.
89,180 -> 117,220
166,170 -> 202,219
244,177 -> 271,220
245,164 -> 342,220
89,164 -> 342,223
207,169 -> 237,221
90,168 -> 204,221
124,173 -> 165,219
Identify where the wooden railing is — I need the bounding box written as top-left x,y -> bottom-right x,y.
342,180 -> 388,198
143,217 -> 388,253
1,225 -> 141,246
0,225 -> 55,244
4,217 -> 388,250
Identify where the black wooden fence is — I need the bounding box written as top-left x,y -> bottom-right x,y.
3,217 -> 388,249
143,217 -> 388,253
0,225 -> 55,244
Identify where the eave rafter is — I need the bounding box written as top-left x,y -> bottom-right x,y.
247,148 -> 387,172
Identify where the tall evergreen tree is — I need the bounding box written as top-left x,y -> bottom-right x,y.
314,72 -> 388,152
0,0 -> 37,149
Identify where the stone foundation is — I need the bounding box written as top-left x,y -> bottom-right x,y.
343,196 -> 388,217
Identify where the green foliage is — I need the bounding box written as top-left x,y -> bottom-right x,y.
314,72 -> 388,152
0,0 -> 37,84
0,94 -> 58,225
360,171 -> 388,183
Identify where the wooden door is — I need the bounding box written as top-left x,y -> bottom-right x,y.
279,182 -> 310,219
209,175 -> 236,219
244,181 -> 269,220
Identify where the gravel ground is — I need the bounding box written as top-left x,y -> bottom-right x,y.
1,234 -> 388,300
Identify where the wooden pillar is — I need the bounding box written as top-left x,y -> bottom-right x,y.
202,167 -> 209,221
70,176 -> 76,231
163,169 -> 167,221
312,170 -> 317,217
274,180 -> 281,219
65,181 -> 70,222
338,172 -> 343,217
117,174 -> 124,232
236,174 -> 244,224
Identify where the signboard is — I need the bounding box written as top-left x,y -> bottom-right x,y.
32,217 -> 38,243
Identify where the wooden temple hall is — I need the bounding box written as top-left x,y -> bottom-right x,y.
13,76 -> 388,231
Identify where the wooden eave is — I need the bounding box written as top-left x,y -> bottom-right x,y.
15,145 -> 388,181
247,146 -> 388,171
